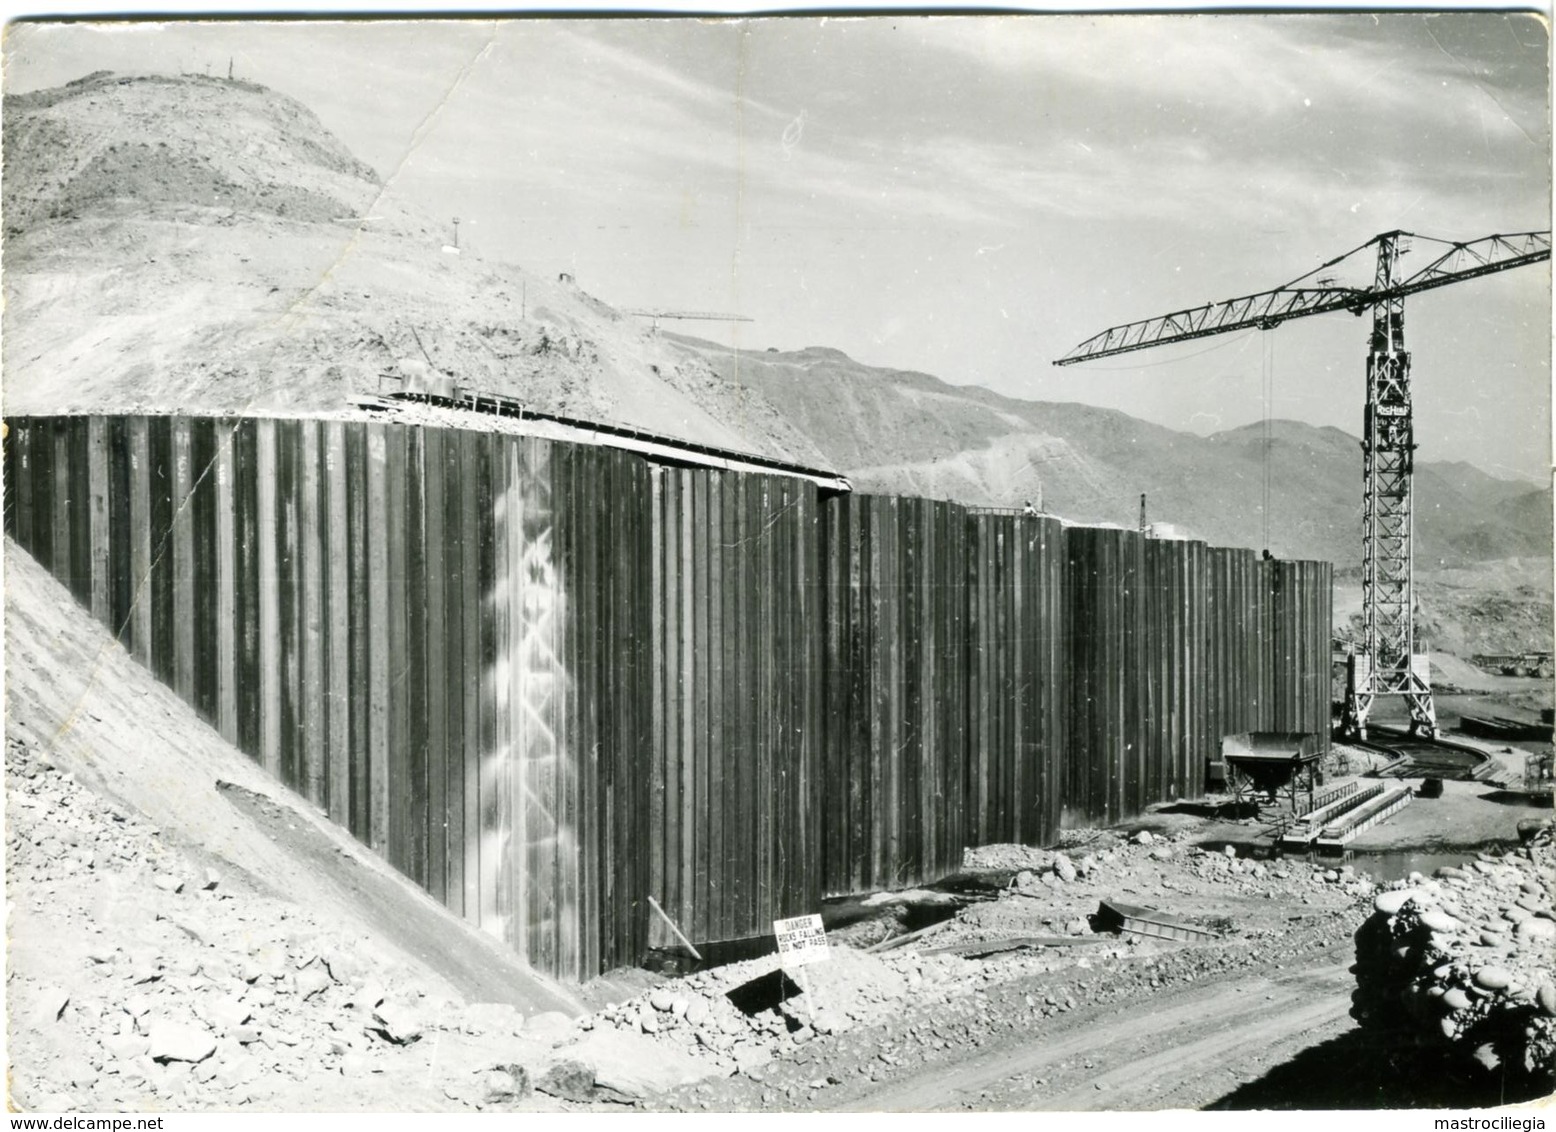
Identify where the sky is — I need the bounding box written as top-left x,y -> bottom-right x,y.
5,13 -> 1552,480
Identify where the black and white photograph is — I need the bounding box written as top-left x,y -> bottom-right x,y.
1,8 -> 1551,1117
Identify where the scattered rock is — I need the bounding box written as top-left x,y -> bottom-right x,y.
536,1059 -> 596,1102
483,1064 -> 531,1104
294,966 -> 332,1000
370,1002 -> 424,1045
1474,966 -> 1513,991
461,1002 -> 524,1037
526,1011 -> 577,1042
147,1021 -> 216,1064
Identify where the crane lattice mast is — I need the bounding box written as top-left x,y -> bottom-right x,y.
1054,229 -> 1550,739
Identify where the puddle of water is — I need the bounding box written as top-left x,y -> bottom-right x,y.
1336,842 -> 1519,883
1195,836 -> 1519,883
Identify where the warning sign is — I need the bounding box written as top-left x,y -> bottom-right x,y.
772,914 -> 830,968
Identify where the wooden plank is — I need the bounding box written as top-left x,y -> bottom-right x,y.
324,421 -> 352,827
146,417 -> 177,686
660,469 -> 683,937
300,421 -> 326,809
231,421 -> 261,759
254,419 -> 282,778
678,469 -> 698,939
187,420 -> 219,722
516,437 -> 554,972
29,418 -> 56,576
384,425 -> 410,872
343,424 -> 371,839
215,422 -> 239,744
689,470 -> 710,941
477,431 -> 500,933
648,468 -> 667,937
491,434 -> 514,939
86,417 -> 111,623
117,419 -> 143,655
5,422 -> 27,550
421,428 -> 448,903
51,419 -> 74,599
560,442 -> 581,975
366,424 -> 391,855
501,436 -> 525,950
169,418 -> 196,703
276,422 -> 301,790
456,428 -> 481,919
404,428 -> 429,893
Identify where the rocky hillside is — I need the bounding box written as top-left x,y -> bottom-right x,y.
1,71 -> 821,464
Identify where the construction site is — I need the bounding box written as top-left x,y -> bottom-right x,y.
3,17 -> 1553,1117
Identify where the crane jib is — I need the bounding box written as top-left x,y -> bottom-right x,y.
1053,230 -> 1550,366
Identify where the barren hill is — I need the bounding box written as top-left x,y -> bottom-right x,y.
1,71 -> 821,465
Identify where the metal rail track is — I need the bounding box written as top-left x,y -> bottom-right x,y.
1354,731 -> 1493,781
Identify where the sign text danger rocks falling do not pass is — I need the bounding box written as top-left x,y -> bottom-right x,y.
773,914 -> 830,968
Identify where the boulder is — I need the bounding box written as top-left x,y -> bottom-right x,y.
536,1059 -> 596,1103
575,1028 -> 725,1098
483,1064 -> 531,1104
1473,966 -> 1513,991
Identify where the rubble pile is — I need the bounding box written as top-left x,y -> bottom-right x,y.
5,738 -> 461,1110
576,944 -> 983,1077
958,830 -> 1369,945
1350,833 -> 1555,1095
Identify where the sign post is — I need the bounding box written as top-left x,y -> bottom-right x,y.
773,914 -> 829,1028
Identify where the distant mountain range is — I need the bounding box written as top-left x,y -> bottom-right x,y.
673,337 -> 1549,570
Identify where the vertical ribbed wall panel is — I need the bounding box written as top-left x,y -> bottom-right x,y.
965,513 -> 1065,850
648,468 -> 822,946
819,495 -> 970,896
3,415 -> 1337,977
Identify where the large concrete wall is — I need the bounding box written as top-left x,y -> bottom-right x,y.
4,414 -> 1333,979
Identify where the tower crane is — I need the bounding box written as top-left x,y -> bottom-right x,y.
1054,229 -> 1550,740
624,309 -> 754,335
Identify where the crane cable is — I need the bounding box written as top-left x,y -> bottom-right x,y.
1262,331 -> 1274,553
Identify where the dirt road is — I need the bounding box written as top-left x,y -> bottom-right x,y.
848,957 -> 1354,1111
